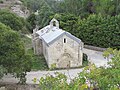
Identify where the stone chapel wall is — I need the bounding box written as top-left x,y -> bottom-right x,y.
47,35 -> 83,68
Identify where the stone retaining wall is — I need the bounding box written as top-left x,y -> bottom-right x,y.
84,45 -> 106,52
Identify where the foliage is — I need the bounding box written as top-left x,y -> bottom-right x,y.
83,53 -> 88,67
26,1 -> 54,29
45,0 -> 62,13
0,9 -> 30,33
0,65 -> 6,79
34,1 -> 54,29
27,49 -> 48,71
77,14 -> 120,49
54,13 -> 79,36
0,0 -> 3,3
92,0 -> 120,16
103,48 -> 113,61
39,72 -> 69,90
38,72 -> 90,90
50,63 -> 56,70
28,12 -> 119,49
20,34 -> 32,50
22,0 -> 120,18
42,0 -> 120,17
0,23 -> 32,84
45,0 -> 96,17
27,13 -> 36,32
21,0 -> 45,12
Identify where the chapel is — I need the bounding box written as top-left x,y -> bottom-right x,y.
32,18 -> 84,68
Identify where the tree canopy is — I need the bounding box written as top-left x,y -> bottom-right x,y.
0,22 -> 32,84
0,9 -> 31,33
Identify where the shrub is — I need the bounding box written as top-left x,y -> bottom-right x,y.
0,0 -> 3,3
78,14 -> 120,49
83,53 -> 88,66
27,13 -> 36,32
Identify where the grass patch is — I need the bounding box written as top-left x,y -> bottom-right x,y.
21,35 -> 48,71
27,49 -> 48,71
21,34 -> 32,50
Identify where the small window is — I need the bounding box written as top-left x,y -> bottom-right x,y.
53,21 -> 56,26
57,59 -> 59,62
64,38 -> 66,43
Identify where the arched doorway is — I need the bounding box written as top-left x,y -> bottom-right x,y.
58,53 -> 73,68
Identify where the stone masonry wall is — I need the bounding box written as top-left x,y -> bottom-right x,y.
47,35 -> 83,68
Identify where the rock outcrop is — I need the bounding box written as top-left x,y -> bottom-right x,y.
0,0 -> 29,18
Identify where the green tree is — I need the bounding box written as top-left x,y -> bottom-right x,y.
21,0 -> 46,12
0,65 -> 6,79
113,0 -> 120,15
78,14 -> 120,49
0,23 -> 32,84
26,0 -> 54,29
38,1 -> 54,28
45,0 -> 62,13
92,0 -> 115,16
54,13 -> 79,36
0,9 -> 30,33
27,13 -> 36,32
49,0 -> 92,17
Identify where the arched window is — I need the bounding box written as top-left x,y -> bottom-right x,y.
53,21 -> 56,26
50,18 -> 59,28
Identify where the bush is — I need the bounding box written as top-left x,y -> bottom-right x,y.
0,0 -> 3,3
54,13 -> 79,36
83,53 -> 88,66
83,53 -> 88,61
78,14 -> 120,49
27,13 -> 36,32
0,65 -> 6,79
